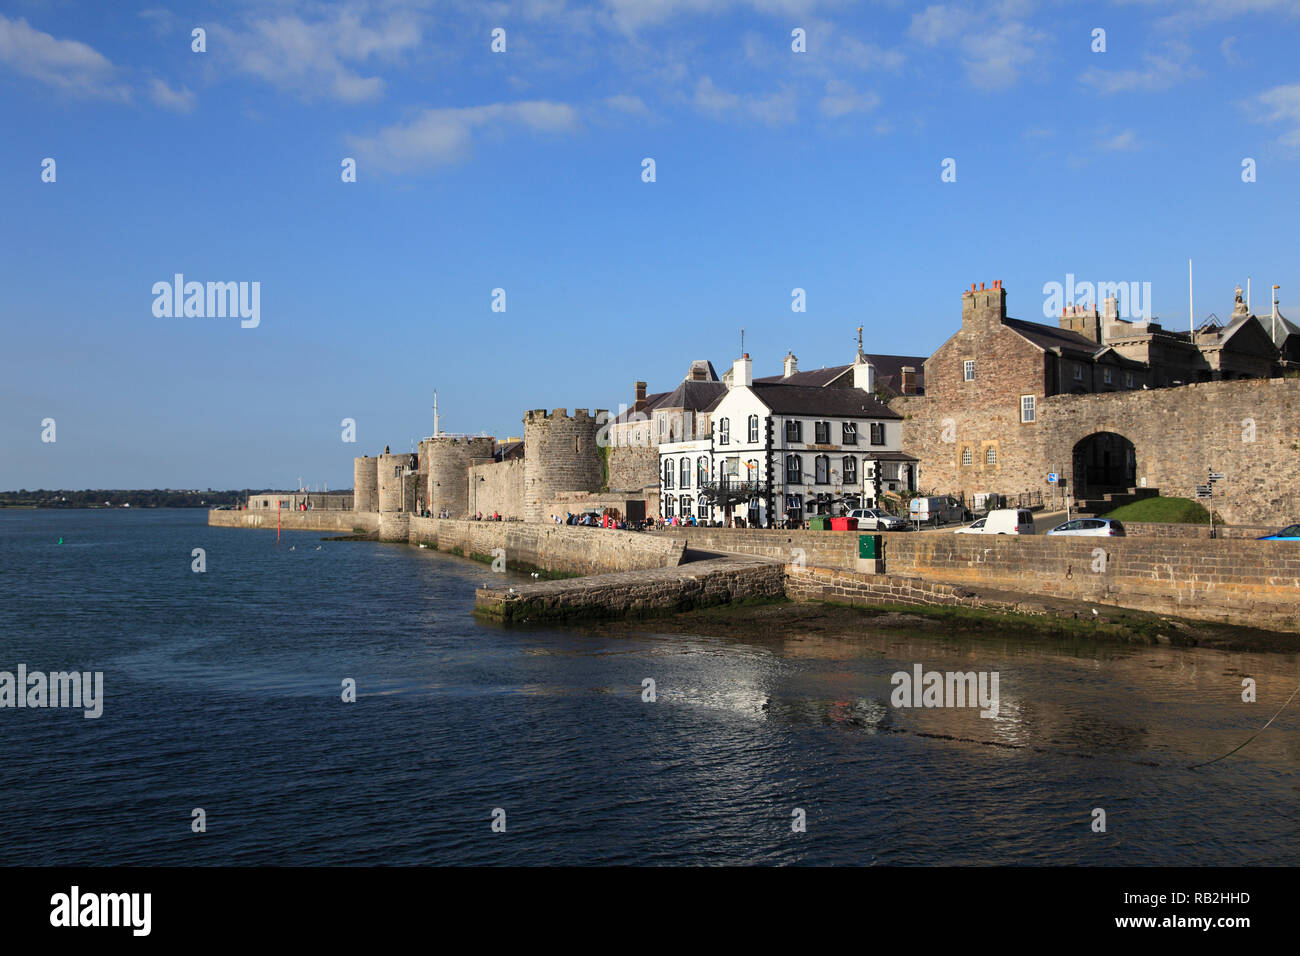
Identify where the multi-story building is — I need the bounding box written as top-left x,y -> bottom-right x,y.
658,353 -> 912,526
895,280 -> 1298,504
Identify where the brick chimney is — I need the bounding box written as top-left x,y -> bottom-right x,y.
783,351 -> 798,378
961,280 -> 1007,330
900,365 -> 917,394
633,380 -> 647,412
1059,301 -> 1101,343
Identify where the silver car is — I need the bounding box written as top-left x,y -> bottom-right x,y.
1045,518 -> 1126,537
848,507 -> 909,531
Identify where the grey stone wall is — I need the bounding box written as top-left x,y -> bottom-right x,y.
353,457 -> 378,512
377,453 -> 416,513
468,458 -> 525,518
523,409 -> 605,523
424,436 -> 495,517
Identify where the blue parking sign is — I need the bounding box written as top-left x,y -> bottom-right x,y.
1048,473 -> 1058,483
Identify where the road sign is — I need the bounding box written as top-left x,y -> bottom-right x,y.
1196,485 -> 1212,496
1208,472 -> 1224,481
1047,473 -> 1058,484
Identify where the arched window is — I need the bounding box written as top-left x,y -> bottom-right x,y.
697,456 -> 708,487
663,458 -> 674,489
748,415 -> 759,443
679,495 -> 692,517
719,417 -> 730,445
664,495 -> 675,517
815,455 -> 830,484
680,457 -> 690,488
747,459 -> 759,484
985,446 -> 997,466
961,447 -> 973,466
786,455 -> 802,483
843,456 -> 857,484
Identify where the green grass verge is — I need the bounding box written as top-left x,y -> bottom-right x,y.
1101,496 -> 1209,524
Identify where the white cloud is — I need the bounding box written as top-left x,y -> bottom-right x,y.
214,10 -> 421,103
601,0 -> 836,33
1249,83 -> 1300,147
0,15 -> 130,100
1099,129 -> 1141,151
1081,51 -> 1201,94
819,79 -> 879,117
694,75 -> 797,124
347,101 -> 580,172
149,78 -> 196,112
909,4 -> 975,46
695,75 -> 741,113
604,93 -> 648,114
908,4 -> 1046,90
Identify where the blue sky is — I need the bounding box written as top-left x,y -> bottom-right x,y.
2,0 -> 1298,491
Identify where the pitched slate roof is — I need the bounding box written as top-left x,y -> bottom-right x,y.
659,379 -> 727,411
756,365 -> 851,387
755,353 -> 928,393
748,383 -> 902,419
1003,317 -> 1104,357
611,391 -> 670,423
1261,309 -> 1300,349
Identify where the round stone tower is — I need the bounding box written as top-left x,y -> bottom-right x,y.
377,452 -> 417,513
353,456 -> 379,512
424,436 -> 495,517
523,408 -> 605,523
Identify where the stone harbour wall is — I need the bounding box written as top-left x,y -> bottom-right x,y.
409,518 -> 685,576
475,558 -> 785,622
208,510 -> 380,533
661,526 -> 1300,631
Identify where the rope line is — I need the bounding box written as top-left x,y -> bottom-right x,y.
1188,679 -> 1300,770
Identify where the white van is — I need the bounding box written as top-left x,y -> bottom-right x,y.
984,508 -> 1036,534
956,509 -> 1035,534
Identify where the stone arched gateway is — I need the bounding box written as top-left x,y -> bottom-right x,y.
1071,432 -> 1136,500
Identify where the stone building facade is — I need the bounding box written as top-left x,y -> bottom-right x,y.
893,281 -> 1300,514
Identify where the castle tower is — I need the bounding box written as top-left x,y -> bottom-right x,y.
523,408 -> 605,523
377,452 -> 417,513
353,456 -> 379,512
423,436 -> 496,517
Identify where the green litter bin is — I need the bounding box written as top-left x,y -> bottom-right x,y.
809,516 -> 830,531
859,534 -> 883,559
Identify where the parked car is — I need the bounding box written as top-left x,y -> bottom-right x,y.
956,508 -> 1036,534
1046,518 -> 1126,537
1257,524 -> 1300,540
908,495 -> 970,527
848,507 -> 909,531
